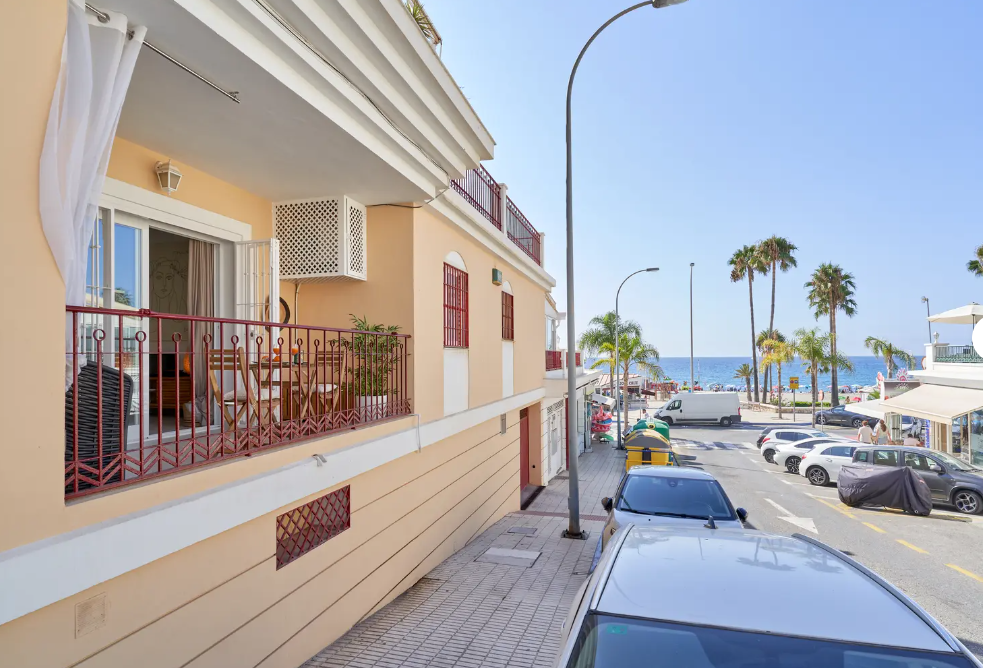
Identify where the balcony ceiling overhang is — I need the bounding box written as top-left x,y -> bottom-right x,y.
108,0 -> 494,204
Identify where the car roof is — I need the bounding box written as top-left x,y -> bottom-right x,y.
773,428 -> 825,435
626,466 -> 717,480
596,527 -> 954,652
798,436 -> 851,445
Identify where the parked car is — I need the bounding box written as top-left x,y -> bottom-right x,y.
756,425 -> 782,448
760,428 -> 827,463
556,525 -> 981,668
853,446 -> 983,514
653,392 -> 741,427
800,443 -> 858,485
815,405 -> 873,428
773,436 -> 850,475
599,467 -> 746,548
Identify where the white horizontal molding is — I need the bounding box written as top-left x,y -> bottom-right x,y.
430,190 -> 555,292
0,388 -> 544,626
100,178 -> 251,242
173,0 -> 439,196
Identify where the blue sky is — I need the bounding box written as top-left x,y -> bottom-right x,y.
424,0 -> 983,357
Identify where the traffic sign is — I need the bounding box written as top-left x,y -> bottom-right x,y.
789,377 -> 799,390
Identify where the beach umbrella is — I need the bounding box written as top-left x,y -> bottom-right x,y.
928,303 -> 983,325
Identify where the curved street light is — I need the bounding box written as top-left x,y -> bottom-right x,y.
615,268 -> 659,449
564,0 -> 690,538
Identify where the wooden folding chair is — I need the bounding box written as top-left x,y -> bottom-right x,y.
237,347 -> 282,428
305,349 -> 346,422
208,348 -> 248,430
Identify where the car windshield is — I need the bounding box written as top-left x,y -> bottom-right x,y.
566,614 -> 974,668
931,452 -> 978,472
618,475 -> 735,521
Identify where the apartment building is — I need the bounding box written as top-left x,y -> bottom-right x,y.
0,1 -> 592,665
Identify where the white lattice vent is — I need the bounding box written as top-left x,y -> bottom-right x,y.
275,196 -> 367,283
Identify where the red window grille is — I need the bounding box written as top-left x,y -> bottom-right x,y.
276,485 -> 351,569
444,263 -> 469,348
502,292 -> 514,340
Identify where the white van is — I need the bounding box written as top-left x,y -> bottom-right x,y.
654,392 -> 742,427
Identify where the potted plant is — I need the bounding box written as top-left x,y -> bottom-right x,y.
344,314 -> 403,420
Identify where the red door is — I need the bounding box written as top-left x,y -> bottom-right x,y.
519,408 -> 530,489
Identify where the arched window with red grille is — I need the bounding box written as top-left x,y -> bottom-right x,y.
443,263 -> 469,347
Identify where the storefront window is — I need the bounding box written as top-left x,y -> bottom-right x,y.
972,410 -> 983,467
952,414 -> 969,461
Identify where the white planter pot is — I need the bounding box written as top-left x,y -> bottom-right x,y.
356,395 -> 388,419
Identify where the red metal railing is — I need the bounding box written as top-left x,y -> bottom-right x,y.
450,165 -> 542,265
575,352 -> 582,368
450,165 -> 501,230
546,350 -> 562,371
65,306 -> 411,499
505,198 -> 541,265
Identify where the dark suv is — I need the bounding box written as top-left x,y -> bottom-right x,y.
815,406 -> 872,428
852,446 -> 983,514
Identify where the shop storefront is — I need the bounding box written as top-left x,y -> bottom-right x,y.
881,384 -> 983,463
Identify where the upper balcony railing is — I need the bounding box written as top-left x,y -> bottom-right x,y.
65,306 -> 411,500
935,345 -> 983,364
451,165 -> 541,265
546,350 -> 562,371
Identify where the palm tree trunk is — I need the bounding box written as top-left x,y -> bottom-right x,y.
767,259 -> 777,403
830,308 -> 839,407
811,368 -> 818,427
746,380 -> 751,402
623,360 -> 630,421
777,363 -> 783,419
887,357 -> 893,380
749,276 -> 760,403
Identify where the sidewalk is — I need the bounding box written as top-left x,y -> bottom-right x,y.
303,445 -> 625,668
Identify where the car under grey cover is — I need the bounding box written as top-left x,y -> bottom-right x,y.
837,464 -> 933,515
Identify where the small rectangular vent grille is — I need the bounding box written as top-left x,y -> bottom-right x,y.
75,594 -> 108,638
275,196 -> 367,283
276,485 -> 351,569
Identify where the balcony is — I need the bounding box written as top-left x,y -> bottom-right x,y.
451,166 -> 542,265
64,306 -> 411,500
935,345 -> 983,364
546,350 -> 562,371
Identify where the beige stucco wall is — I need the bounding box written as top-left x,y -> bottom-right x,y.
106,137 -> 273,233
412,208 -> 547,423
0,0 -> 71,551
0,414 -> 523,668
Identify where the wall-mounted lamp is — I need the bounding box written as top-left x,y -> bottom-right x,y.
155,160 -> 182,194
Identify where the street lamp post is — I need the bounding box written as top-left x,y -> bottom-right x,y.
689,263 -> 695,392
564,0 -> 689,539
921,296 -> 932,344
615,268 -> 659,449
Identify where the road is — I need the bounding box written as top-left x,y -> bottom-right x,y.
670,422 -> 983,657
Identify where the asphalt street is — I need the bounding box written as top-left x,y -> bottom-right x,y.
669,422 -> 983,658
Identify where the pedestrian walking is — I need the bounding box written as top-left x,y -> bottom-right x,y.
875,420 -> 890,445
641,408 -> 649,421
857,420 -> 874,444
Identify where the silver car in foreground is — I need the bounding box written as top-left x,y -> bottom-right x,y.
556,525 -> 981,668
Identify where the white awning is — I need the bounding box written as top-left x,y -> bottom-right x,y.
928,303 -> 983,325
592,393 -> 615,408
848,399 -> 885,420
880,385 -> 983,422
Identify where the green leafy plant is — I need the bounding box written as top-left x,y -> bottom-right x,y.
404,0 -> 442,48
590,333 -> 661,406
805,263 -> 857,407
733,363 -> 754,402
864,337 -> 916,379
968,245 -> 983,277
346,314 -> 403,398
760,339 -> 795,419
729,245 -> 769,402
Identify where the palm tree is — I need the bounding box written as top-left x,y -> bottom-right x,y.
759,236 -> 798,392
760,339 -> 795,419
794,327 -> 855,426
579,311 -> 642,396
805,264 -> 857,407
733,363 -> 754,402
757,329 -> 786,402
590,333 -> 661,410
969,245 -> 983,277
729,245 -> 768,402
864,337 -> 916,379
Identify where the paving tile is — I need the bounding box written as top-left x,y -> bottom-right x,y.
302,444 -> 624,668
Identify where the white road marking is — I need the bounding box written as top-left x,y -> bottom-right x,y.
765,498 -> 818,534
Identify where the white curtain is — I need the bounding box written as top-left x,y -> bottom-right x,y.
40,0 -> 145,380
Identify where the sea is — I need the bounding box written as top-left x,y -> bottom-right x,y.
592,356 -> 892,391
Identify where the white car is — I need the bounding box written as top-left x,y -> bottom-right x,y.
760,428 -> 827,463
773,436 -> 851,475
800,443 -> 859,486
